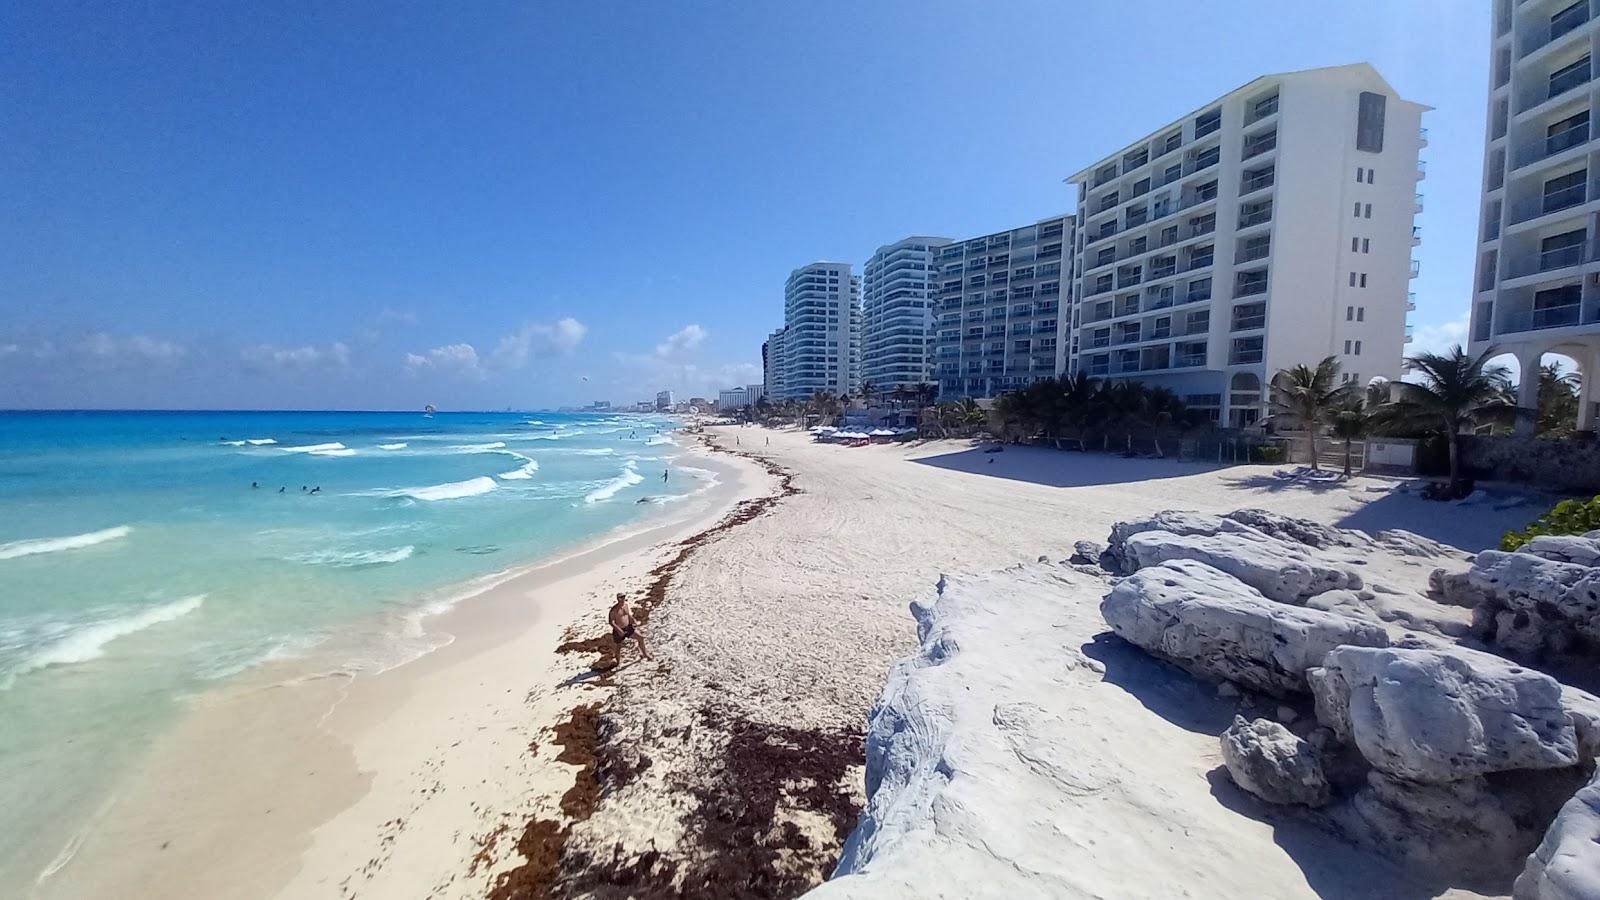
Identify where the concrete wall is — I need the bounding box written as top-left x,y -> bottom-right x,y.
1461,434 -> 1600,492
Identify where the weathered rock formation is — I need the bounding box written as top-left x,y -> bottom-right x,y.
1515,768 -> 1600,899
1219,716 -> 1330,807
1100,559 -> 1388,696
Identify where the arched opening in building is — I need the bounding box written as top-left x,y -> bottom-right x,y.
1228,371 -> 1263,429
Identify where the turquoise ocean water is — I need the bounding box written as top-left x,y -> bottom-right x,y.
0,409 -> 699,886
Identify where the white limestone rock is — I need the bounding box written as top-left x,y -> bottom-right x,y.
1122,527 -> 1363,605
1515,768 -> 1600,900
1223,508 -> 1364,550
1308,645 -> 1580,783
1070,539 -> 1106,566
1219,716 -> 1329,807
1105,510 -> 1226,572
1378,529 -> 1470,560
1430,567 -> 1488,608
1521,535 -> 1600,568
1470,550 -> 1593,608
1346,772 -> 1530,878
1100,559 -> 1388,696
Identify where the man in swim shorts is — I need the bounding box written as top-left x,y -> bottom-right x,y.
609,593 -> 649,660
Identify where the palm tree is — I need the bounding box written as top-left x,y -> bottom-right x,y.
1269,356 -> 1346,470
1383,345 -> 1513,494
1536,363 -> 1581,437
857,380 -> 877,409
1329,396 -> 1371,476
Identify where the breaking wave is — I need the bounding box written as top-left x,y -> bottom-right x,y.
377,442 -> 408,450
583,460 -> 644,504
288,545 -> 415,567
0,526 -> 132,561
280,442 -> 346,454
8,595 -> 206,682
394,476 -> 498,502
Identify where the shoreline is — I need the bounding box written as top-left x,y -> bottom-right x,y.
30,436 -> 774,900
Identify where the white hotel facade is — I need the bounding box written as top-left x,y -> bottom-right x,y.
1066,64 -> 1427,426
861,237 -> 951,393
933,215 -> 1074,399
766,262 -> 861,401
1471,0 -> 1600,430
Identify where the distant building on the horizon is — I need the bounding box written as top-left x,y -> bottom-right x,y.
933,215 -> 1074,399
1067,63 -> 1426,426
768,262 -> 860,401
745,382 -> 765,405
718,386 -> 748,410
655,390 -> 674,411
1469,0 -> 1600,431
762,327 -> 786,402
862,236 -> 951,396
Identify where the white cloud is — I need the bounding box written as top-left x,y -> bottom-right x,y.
655,324 -> 707,358
241,342 -> 351,373
80,332 -> 186,361
378,308 -> 418,327
404,343 -> 485,380
488,317 -> 587,369
1406,311 -> 1469,360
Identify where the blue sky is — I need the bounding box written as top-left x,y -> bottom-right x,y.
1,0 -> 1486,410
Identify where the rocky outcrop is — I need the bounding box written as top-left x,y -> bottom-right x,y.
1430,568 -> 1488,609
1122,527 -> 1363,605
1469,547 -> 1600,660
1308,645 -> 1581,783
1101,559 -> 1388,696
1219,716 -> 1330,807
1521,534 -> 1600,568
1344,772 -> 1531,879
1515,768 -> 1600,900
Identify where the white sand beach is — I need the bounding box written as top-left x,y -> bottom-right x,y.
30,425 -> 1550,899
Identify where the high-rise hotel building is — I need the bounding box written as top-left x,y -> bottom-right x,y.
1066,64 -> 1427,426
861,237 -> 951,394
1471,0 -> 1600,429
932,215 -> 1075,399
768,262 -> 860,401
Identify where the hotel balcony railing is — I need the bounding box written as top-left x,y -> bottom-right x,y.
1410,259 -> 1422,278
1547,125 -> 1589,157
1241,133 -> 1278,160
1548,65 -> 1591,102
1419,126 -> 1429,146
1416,159 -> 1427,179
1232,315 -> 1266,331
1505,239 -> 1598,278
1415,192 -> 1425,214
1185,289 -> 1212,303
1234,279 -> 1269,298
1551,4 -> 1590,43
1195,118 -> 1221,139
1149,263 -> 1177,279
1088,363 -> 1110,376
1175,353 -> 1207,368
1235,245 -> 1271,265
1407,292 -> 1417,311
1089,336 -> 1111,348
1239,208 -> 1272,228
1241,171 -> 1275,194
1117,271 -> 1142,288
1230,349 -> 1265,365
1544,186 -> 1587,215
1188,254 -> 1215,271
1146,294 -> 1176,310
1501,304 -> 1585,334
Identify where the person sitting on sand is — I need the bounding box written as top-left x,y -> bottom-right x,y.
609,593 -> 649,660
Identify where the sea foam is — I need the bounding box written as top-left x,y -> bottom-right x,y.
496,453 -> 540,480
583,460 -> 644,504
289,545 -> 415,567
280,442 -> 346,454
245,438 -> 277,445
0,526 -> 132,561
11,595 -> 206,680
395,476 -> 498,502
310,447 -> 357,457
377,442 -> 408,450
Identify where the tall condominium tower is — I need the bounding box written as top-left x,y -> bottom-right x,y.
1066,64 -> 1427,426
763,326 -> 787,402
932,215 -> 1075,399
778,262 -> 860,400
861,236 -> 951,395
1471,0 -> 1600,430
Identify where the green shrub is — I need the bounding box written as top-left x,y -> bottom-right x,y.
1501,494 -> 1600,551
1252,445 -> 1285,464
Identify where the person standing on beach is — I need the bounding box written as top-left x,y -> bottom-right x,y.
662,467 -> 669,483
609,594 -> 649,660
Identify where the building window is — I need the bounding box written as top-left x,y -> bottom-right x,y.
1354,202 -> 1362,217
1351,237 -> 1359,252
1346,306 -> 1354,321
1344,340 -> 1353,354
1363,238 -> 1370,253
1354,340 -> 1362,355
1359,273 -> 1367,288
1356,91 -> 1386,152
1364,203 -> 1373,218
1349,272 -> 1357,287
1543,169 -> 1587,213
1357,307 -> 1365,322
